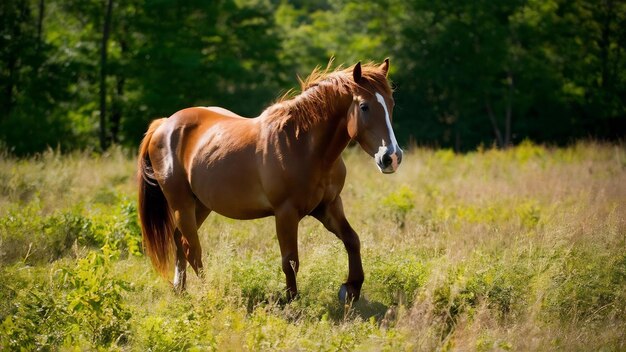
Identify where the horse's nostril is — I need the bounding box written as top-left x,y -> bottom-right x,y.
382,153 -> 392,167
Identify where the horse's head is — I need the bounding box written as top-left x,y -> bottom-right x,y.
347,59 -> 403,174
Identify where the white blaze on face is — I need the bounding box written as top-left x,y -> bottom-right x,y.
374,92 -> 402,172
375,92 -> 399,152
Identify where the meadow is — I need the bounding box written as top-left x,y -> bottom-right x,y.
1,141 -> 625,351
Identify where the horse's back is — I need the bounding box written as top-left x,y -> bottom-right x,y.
148,107 -> 242,173
202,106 -> 245,119
149,106 -> 271,218
165,106 -> 245,129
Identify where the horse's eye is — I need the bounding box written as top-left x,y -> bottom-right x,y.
360,103 -> 369,112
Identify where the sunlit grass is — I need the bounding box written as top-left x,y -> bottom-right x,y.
1,141 -> 625,350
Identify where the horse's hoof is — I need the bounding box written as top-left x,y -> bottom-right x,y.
286,290 -> 298,303
338,284 -> 348,303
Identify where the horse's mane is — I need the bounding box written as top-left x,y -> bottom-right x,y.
264,62 -> 392,133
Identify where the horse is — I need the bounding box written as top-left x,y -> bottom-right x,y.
137,59 -> 403,302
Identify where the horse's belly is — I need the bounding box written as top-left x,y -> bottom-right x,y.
190,169 -> 273,220
208,191 -> 274,220
187,121 -> 273,219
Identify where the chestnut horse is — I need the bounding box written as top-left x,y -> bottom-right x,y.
137,60 -> 402,302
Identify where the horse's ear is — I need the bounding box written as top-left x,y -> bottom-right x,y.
380,58 -> 390,77
353,62 -> 362,83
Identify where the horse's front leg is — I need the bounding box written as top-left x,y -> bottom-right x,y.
275,207 -> 300,301
312,196 -> 364,302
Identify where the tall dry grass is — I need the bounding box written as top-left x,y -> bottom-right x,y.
1,141 -> 625,350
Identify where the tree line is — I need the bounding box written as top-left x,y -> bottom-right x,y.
1,0 -> 624,155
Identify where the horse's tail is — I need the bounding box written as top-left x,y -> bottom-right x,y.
137,118 -> 173,278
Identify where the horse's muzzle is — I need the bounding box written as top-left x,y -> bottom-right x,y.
375,147 -> 403,174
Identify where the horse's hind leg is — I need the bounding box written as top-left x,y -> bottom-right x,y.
171,203 -> 211,291
192,205 -> 211,273
312,196 -> 364,302
173,229 -> 188,292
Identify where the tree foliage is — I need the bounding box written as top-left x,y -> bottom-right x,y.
0,0 -> 624,154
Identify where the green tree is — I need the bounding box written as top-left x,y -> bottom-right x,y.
0,0 -> 624,154
121,0 -> 287,144
0,0 -> 86,154
392,0 -> 625,149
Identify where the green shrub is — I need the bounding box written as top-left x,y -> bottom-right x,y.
89,199 -> 143,258
63,243 -> 132,346
0,203 -> 94,264
513,139 -> 546,164
232,257 -> 283,310
544,249 -> 626,324
433,256 -> 530,332
0,198 -> 142,265
1,285 -> 70,349
382,185 -> 416,228
368,254 -> 428,306
141,314 -> 198,351
515,200 -> 542,229
294,250 -> 346,319
1,244 -> 132,349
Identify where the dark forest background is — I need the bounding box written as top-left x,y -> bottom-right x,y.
1,0 -> 624,155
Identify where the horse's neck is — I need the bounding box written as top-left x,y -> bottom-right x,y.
265,88 -> 353,167
307,94 -> 353,166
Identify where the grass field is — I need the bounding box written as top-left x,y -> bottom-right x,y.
1,141 -> 625,351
